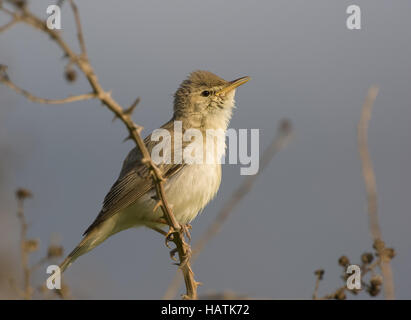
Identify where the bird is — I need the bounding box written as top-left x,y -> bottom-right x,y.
58,70 -> 250,273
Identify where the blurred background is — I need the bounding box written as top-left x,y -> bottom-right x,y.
0,0 -> 410,299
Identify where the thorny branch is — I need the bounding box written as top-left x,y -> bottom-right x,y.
0,0 -> 198,299
164,120 -> 294,299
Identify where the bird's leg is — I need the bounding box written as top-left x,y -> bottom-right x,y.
150,217 -> 176,248
164,225 -> 178,249
169,223 -> 192,268
147,226 -> 167,237
152,213 -> 192,258
163,222 -> 192,263
154,217 -> 168,225
144,216 -> 168,236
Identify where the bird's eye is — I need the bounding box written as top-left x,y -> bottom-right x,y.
201,90 -> 210,97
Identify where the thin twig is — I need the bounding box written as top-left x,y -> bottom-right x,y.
0,1 -> 21,32
312,269 -> 324,299
0,1 -> 197,299
164,120 -> 293,299
0,1 -> 15,17
68,0 -> 87,58
0,69 -> 97,104
15,188 -> 33,300
8,277 -> 25,298
17,199 -> 30,299
357,86 -> 395,299
0,16 -> 18,32
358,87 -> 382,240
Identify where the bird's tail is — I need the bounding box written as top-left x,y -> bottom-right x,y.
59,225 -> 111,273
46,221 -> 117,288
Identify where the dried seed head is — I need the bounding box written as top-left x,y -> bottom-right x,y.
385,248 -> 396,259
334,288 -> 346,300
338,255 -> 350,267
14,0 -> 27,9
65,69 -> 77,83
24,239 -> 39,253
16,188 -> 33,200
370,274 -> 383,287
373,239 -> 385,252
279,119 -> 292,135
361,252 -> 374,264
47,245 -> 64,259
367,285 -> 381,297
0,64 -> 9,80
314,269 -> 325,280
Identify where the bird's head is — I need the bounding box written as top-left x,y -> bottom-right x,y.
173,70 -> 250,130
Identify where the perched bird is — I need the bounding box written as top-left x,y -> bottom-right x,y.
59,70 -> 250,272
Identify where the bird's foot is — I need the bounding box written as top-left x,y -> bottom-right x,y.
166,224 -> 192,263
165,226 -> 177,248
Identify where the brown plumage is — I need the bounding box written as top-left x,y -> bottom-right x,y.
57,70 -> 249,273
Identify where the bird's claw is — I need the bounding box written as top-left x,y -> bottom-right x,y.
165,227 -> 176,249
169,248 -> 178,261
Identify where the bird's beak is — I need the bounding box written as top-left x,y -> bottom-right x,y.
216,76 -> 250,95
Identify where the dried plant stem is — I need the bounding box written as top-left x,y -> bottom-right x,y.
358,87 -> 395,299
16,198 -> 31,299
316,259 -> 380,300
312,272 -> 322,300
0,74 -> 96,104
0,16 -> 18,32
1,1 -> 197,299
15,189 -> 34,300
164,120 -> 293,299
68,0 -> 87,58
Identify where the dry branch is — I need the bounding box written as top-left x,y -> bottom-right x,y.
313,87 -> 396,300
0,16 -> 18,32
357,86 -> 395,299
0,67 -> 96,104
12,188 -> 72,299
1,0 -> 197,299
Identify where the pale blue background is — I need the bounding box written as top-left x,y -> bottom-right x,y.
0,0 -> 410,299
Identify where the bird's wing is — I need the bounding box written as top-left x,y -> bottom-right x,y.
83,120 -> 184,235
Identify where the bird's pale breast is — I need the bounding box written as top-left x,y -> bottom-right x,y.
112,163 -> 222,232
163,163 -> 222,224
